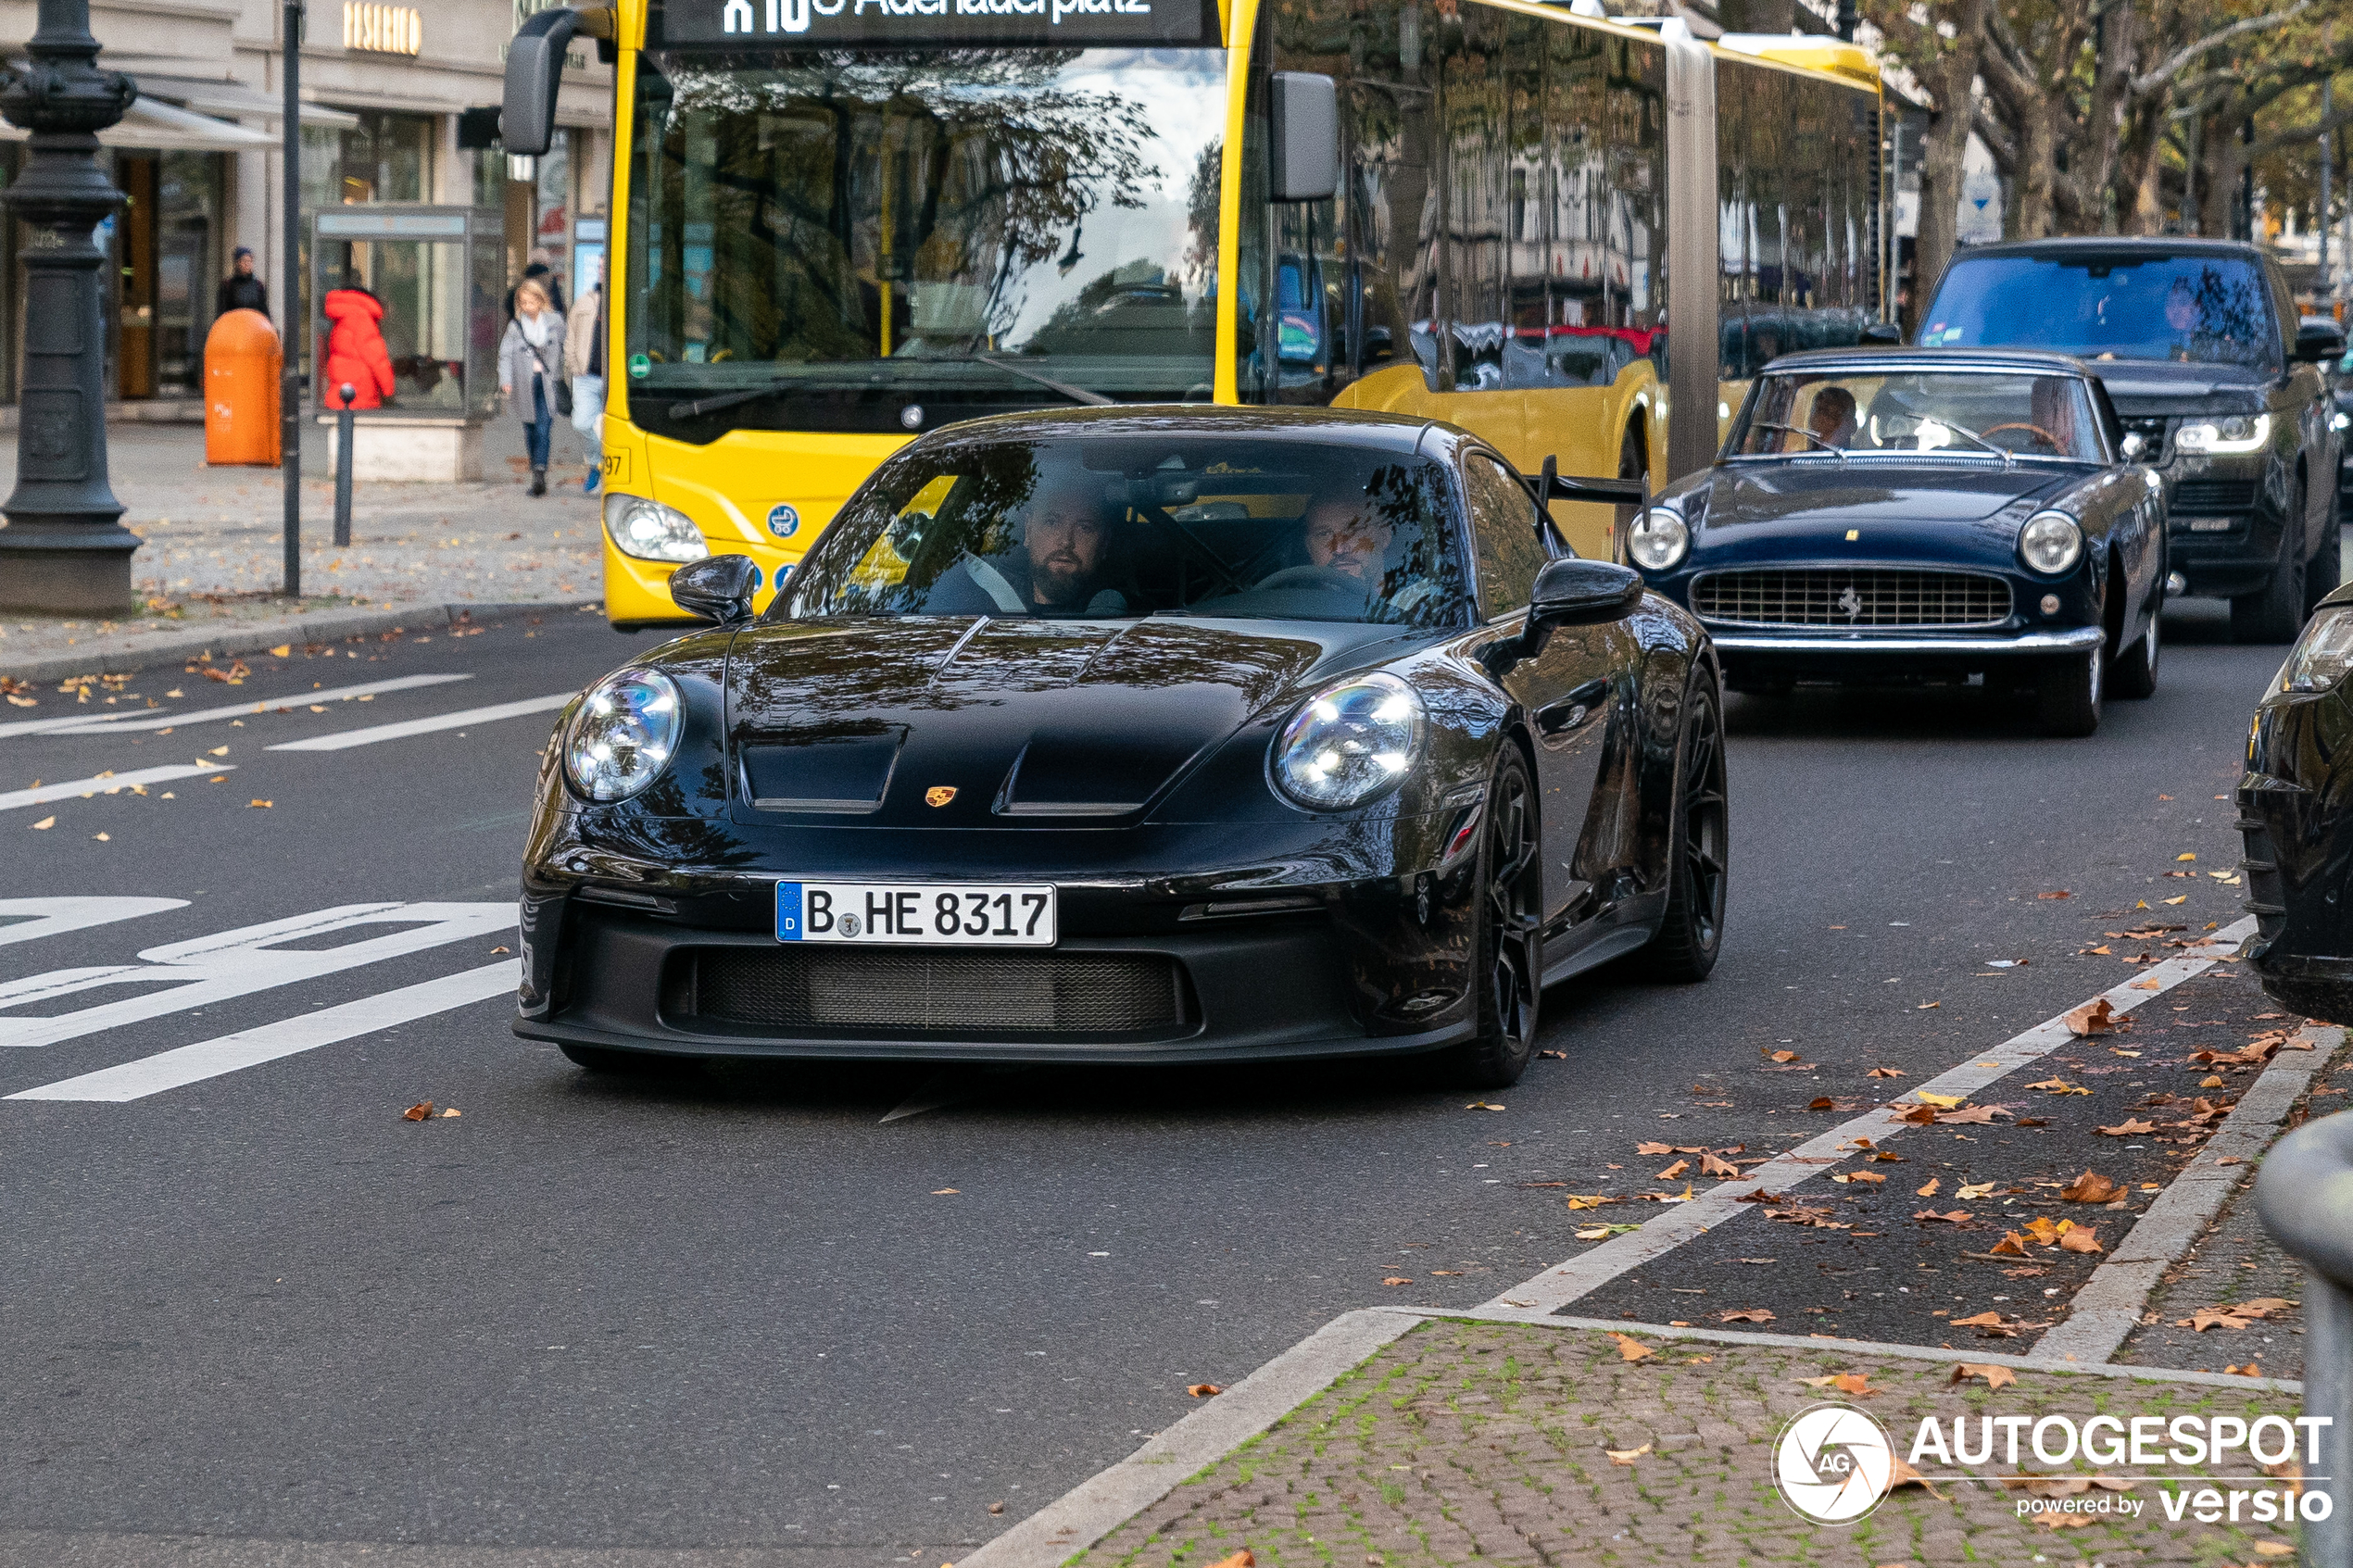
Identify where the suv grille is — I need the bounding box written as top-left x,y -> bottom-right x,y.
666,947 -> 1190,1035
2172,477 -> 2259,516
1691,569 -> 2013,629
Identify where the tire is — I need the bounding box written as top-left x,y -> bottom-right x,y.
2233,486 -> 2310,644
559,1042 -> 698,1077
1432,747 -> 1542,1090
2036,646 -> 2103,737
2308,495 -> 2343,613
2110,603 -> 2160,700
2259,977 -> 2353,1027
1631,682 -> 1728,982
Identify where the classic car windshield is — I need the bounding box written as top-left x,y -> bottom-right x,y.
1730,371 -> 2106,462
775,437 -> 1472,626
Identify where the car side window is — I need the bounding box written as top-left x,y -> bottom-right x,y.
1464,454 -> 1553,620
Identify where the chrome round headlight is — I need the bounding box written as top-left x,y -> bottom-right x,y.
2019,511 -> 2083,575
563,669 -> 684,803
1628,505 -> 1689,572
1273,672 -> 1426,810
603,492 -> 708,563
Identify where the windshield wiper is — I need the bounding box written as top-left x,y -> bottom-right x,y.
1919,418 -> 2013,468
1753,421 -> 1847,459
665,380 -> 798,420
927,352 -> 1114,408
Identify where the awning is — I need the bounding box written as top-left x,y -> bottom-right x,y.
0,96 -> 280,152
127,73 -> 362,130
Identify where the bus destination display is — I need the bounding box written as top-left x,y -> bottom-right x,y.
656,0 -> 1206,44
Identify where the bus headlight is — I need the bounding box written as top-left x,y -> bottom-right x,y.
2019,511 -> 2083,575
2175,414 -> 2271,454
603,493 -> 709,563
1628,506 -> 1690,571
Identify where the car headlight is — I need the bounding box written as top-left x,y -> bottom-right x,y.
563,669 -> 684,803
1628,505 -> 1689,571
1272,672 -> 1426,810
2019,511 -> 2084,575
603,492 -> 708,563
2282,605 -> 2353,692
2175,413 -> 2271,454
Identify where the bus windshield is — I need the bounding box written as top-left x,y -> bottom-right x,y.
628,47 -> 1227,435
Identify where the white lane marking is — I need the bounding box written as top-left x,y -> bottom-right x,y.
1477,917 -> 2260,1318
0,674 -> 474,739
8,960 -> 518,1101
266,692 -> 573,752
0,763 -> 233,813
0,897 -> 188,949
0,903 -> 514,1050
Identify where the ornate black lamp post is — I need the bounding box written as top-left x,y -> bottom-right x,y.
0,0 -> 138,615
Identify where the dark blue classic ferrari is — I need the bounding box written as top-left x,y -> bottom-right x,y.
1627,347 -> 2168,735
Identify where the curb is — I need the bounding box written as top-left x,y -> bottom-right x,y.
2028,1022 -> 2347,1366
0,598 -> 602,684
954,1308 -> 1427,1568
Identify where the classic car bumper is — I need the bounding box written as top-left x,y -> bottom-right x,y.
1708,626 -> 2105,657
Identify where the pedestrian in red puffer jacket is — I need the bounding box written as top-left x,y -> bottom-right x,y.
321,283 -> 396,409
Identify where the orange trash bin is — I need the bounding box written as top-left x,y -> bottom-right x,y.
204,307 -> 282,466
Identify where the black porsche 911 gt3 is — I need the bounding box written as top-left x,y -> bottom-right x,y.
515,407 -> 1726,1087
2240,576 -> 2353,1022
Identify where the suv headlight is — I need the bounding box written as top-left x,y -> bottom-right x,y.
2175,413 -> 2271,454
1628,505 -> 1689,571
563,669 -> 684,803
603,493 -> 709,563
2282,605 -> 2353,692
1272,672 -> 1426,810
2019,510 -> 2083,575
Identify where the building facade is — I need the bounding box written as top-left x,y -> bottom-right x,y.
0,0 -> 611,407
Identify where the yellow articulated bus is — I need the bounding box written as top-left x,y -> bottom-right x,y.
502,0 -> 1885,629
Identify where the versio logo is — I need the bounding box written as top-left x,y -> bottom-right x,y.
1774,1403 -> 1895,1525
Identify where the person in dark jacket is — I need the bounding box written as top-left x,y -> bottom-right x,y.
321,281 -> 397,410
215,246 -> 268,320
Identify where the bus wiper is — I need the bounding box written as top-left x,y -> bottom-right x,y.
666,380 -> 798,420
937,353 -> 1114,408
1753,421 -> 1847,459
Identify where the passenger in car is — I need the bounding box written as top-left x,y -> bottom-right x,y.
927,493 -> 1130,617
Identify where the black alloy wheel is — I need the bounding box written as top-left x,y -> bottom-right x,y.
1438,747 -> 1543,1089
2308,490 -> 2344,613
2111,601 -> 2160,700
1635,682 -> 1728,982
2233,481 -> 2310,645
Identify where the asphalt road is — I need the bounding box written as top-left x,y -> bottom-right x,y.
0,596 -> 2293,1565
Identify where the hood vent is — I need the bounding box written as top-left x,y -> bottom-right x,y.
741,728 -> 905,814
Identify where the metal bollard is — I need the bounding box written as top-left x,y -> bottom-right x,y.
333,384 -> 356,547
2254,1109 -> 2353,1565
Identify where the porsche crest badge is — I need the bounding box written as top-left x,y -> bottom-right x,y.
925,786 -> 958,808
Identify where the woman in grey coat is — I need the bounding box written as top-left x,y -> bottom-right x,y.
498,278 -> 568,496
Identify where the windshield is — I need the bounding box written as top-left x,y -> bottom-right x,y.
1922,254 -> 2280,370
776,435 -> 1472,627
627,48 -> 1226,437
1730,371 -> 2106,461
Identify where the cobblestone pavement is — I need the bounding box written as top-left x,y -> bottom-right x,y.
1080,1319 -> 2309,1568
0,421 -> 604,670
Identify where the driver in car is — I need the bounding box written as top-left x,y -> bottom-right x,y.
1806,385 -> 1859,450
1259,495 -> 1442,617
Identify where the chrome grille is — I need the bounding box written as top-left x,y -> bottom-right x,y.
668,947 -> 1189,1035
2172,478 -> 2259,515
1691,569 -> 2013,629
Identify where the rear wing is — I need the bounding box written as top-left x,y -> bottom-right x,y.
1526,454 -> 1649,566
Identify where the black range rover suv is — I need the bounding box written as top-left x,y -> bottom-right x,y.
1920,238 -> 2344,643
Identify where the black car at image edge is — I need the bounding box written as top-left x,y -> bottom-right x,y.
514,407 -> 1727,1088
2240,579 -> 2353,1021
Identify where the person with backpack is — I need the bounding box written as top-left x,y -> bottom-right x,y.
499,277 -> 568,496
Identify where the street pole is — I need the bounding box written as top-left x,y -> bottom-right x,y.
0,0 -> 140,615
281,0 -> 301,599
2324,37 -> 2334,315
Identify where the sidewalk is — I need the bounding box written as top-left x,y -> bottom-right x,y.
0,420 -> 606,681
1075,1315 -> 2309,1568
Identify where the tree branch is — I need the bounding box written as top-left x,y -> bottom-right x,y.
2132,0 -> 2315,98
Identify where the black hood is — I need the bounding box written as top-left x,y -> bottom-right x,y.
2087,358 -> 2274,414
723,617 -> 1411,825
1700,461 -> 2071,527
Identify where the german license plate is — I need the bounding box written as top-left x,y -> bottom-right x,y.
775,881 -> 1057,947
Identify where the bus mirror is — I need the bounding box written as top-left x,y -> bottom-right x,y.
1269,73 -> 1340,204
502,6 -> 581,158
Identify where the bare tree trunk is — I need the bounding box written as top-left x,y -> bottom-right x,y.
1913,0 -> 1992,306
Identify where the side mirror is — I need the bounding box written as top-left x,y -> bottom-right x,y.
2296,320 -> 2347,365
2120,430 -> 2147,462
669,555 -> 761,625
1859,321 -> 1904,346
503,7 -> 615,157
1269,73 -> 1340,203
1530,558 -> 1644,627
